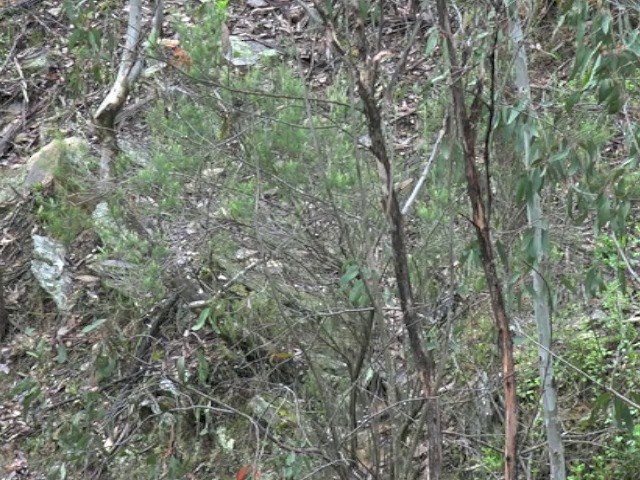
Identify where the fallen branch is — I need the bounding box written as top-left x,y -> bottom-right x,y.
0,97 -> 48,158
187,258 -> 265,310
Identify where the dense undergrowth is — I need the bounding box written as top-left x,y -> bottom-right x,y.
2,0 -> 640,479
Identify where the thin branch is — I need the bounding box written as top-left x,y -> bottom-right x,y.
401,118 -> 446,215
612,234 -> 640,288
484,16 -> 500,222
187,258 -> 265,310
383,5 -> 424,101
0,269 -> 7,341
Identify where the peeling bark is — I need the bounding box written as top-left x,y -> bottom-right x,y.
434,1 -> 518,478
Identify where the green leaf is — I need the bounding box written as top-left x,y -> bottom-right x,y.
506,107 -> 521,126
495,240 -> 509,269
516,174 -> 531,203
617,267 -> 627,295
549,148 -> 569,178
522,228 -> 536,263
589,392 -> 611,424
565,91 -> 582,112
197,350 -> 210,385
349,279 -> 369,306
21,384 -> 42,416
522,120 -> 539,142
596,195 -> 611,230
626,34 -> 640,57
95,353 -> 117,382
559,275 -> 576,294
193,307 -> 211,331
427,73 -> 448,86
177,356 -> 186,382
340,264 -> 360,289
585,266 -> 604,297
571,187 -> 592,220
56,344 -> 68,364
168,456 -> 186,478
569,44 -> 587,81
540,228 -> 550,256
583,50 -> 603,88
208,309 -> 220,334
530,168 -> 543,195
600,12 -> 612,35
597,78 -> 614,104
605,86 -> 623,114
597,53 -> 617,78
12,378 -> 38,396
424,28 -> 438,56
81,318 -> 107,334
462,240 -> 481,270
610,201 -> 629,234
617,200 -> 630,228
614,175 -> 627,196
88,29 -> 101,51
613,397 -> 634,432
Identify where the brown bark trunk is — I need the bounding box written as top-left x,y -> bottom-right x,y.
434,1 -> 518,478
357,75 -> 442,479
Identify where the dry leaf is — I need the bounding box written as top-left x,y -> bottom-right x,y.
158,38 -> 180,48
236,466 -> 252,480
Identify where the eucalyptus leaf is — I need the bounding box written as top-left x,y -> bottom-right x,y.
613,396 -> 634,432
177,356 -> 186,382
81,318 -> 107,334
589,392 -> 611,424
424,28 -> 438,56
56,344 -> 68,364
596,195 -> 611,230
340,264 -> 360,289
193,307 -> 211,331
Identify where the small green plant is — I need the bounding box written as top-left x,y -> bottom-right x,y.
568,425 -> 640,479
11,377 -> 43,417
225,179 -> 256,220
339,263 -> 372,307
178,0 -> 228,77
90,201 -> 167,304
283,451 -> 312,479
478,447 -> 503,474
62,0 -> 118,96
35,195 -> 91,245
33,140 -> 99,244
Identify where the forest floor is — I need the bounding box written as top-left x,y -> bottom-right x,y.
0,0 -> 624,479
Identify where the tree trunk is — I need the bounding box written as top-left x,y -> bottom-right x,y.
357,79 -> 442,480
434,1 -> 518,478
506,2 -> 566,478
